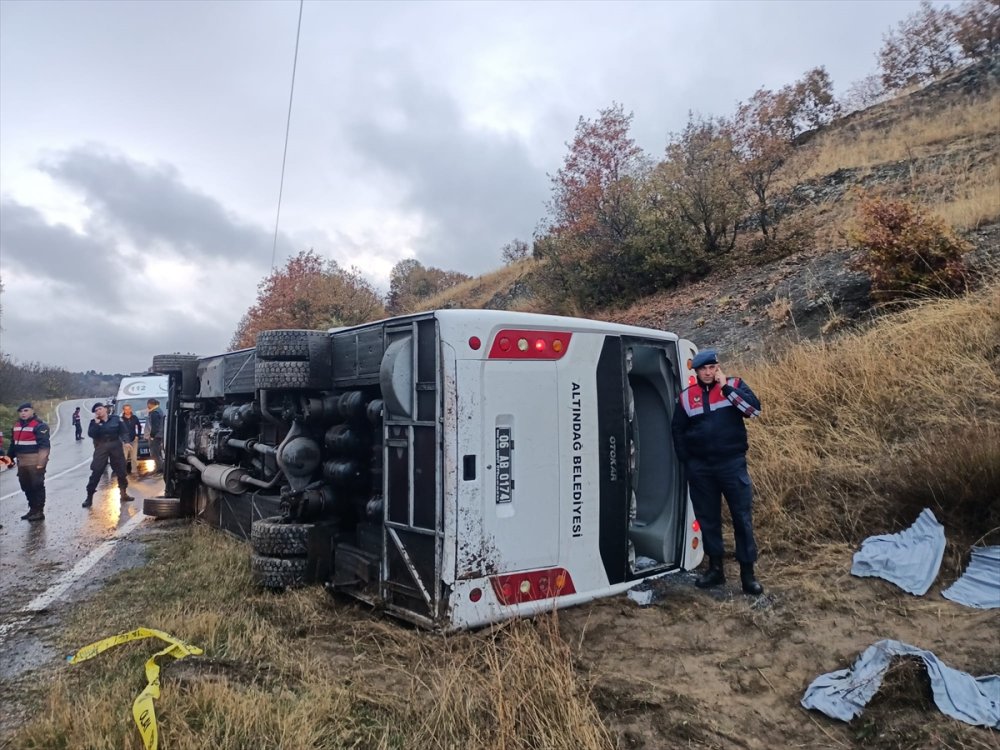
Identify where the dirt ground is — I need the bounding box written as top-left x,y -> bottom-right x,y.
559,552 -> 999,749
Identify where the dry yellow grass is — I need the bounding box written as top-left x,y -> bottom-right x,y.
744,282 -> 1000,554
785,90 -> 1000,234
415,259 -> 536,313
930,162 -> 1000,230
799,95 -> 999,180
8,526 -> 612,750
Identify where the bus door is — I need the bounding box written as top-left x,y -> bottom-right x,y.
454,354 -> 561,578
623,336 -> 687,570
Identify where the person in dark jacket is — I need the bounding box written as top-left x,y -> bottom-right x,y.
72,407 -> 83,440
146,398 -> 164,474
7,402 -> 51,522
118,404 -> 142,475
671,349 -> 764,595
83,403 -> 134,508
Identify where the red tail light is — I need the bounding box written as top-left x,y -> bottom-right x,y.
488,330 -> 572,360
692,520 -> 701,533
490,568 -> 577,605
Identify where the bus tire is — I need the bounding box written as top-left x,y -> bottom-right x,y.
151,353 -> 198,373
251,554 -> 310,589
151,354 -> 199,398
143,496 -> 183,519
251,516 -> 313,557
255,330 -> 330,361
255,360 -> 329,390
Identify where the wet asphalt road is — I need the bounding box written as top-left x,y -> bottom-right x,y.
0,399 -> 163,627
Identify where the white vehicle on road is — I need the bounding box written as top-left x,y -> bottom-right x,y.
152,311 -> 704,630
113,375 -> 169,461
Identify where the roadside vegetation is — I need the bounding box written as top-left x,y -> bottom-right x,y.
746,281 -> 1000,560
2,5 -> 997,746
12,524 -> 613,750
0,354 -> 122,425
6,283 -> 997,750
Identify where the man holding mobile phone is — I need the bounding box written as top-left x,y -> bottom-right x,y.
671,349 -> 764,595
83,402 -> 135,508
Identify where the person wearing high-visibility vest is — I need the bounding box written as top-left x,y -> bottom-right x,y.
671,350 -> 764,596
5,402 -> 51,522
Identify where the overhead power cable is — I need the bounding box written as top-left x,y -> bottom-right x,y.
271,0 -> 304,270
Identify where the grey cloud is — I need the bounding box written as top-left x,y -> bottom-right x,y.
342,62 -> 548,274
0,288 -> 234,374
0,198 -> 127,306
39,146 -> 294,265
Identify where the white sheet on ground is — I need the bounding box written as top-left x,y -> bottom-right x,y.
942,546 -> 1000,609
801,639 -> 1000,728
850,508 -> 945,595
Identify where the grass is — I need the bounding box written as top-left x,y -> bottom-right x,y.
7,525 -> 613,750
414,260 -> 537,313
783,88 -> 1000,243
800,95 -> 999,181
5,287 -> 1000,750
743,282 -> 1000,557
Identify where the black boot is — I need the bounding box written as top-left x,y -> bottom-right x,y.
82,494 -> 93,508
121,493 -> 135,502
695,557 -> 726,588
25,509 -> 44,522
740,562 -> 764,596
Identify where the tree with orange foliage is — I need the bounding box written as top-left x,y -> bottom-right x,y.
728,68 -> 832,249
879,0 -> 962,90
952,0 -> 1000,61
539,104 -> 671,310
877,0 -> 997,92
849,196 -> 970,300
230,250 -> 385,349
546,103 -> 650,244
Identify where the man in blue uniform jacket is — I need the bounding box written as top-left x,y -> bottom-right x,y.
671,349 -> 764,595
83,402 -> 135,508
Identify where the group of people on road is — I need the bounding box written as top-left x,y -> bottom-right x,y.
1,398 -> 165,525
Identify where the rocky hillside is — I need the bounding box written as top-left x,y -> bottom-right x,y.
607,222 -> 998,362
427,59 -> 1000,360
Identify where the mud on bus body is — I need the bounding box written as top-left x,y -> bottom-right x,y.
149,310 -> 704,630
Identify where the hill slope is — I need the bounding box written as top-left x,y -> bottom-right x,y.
424,59 -> 1000,358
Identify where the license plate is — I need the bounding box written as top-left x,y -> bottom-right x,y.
495,426 -> 513,504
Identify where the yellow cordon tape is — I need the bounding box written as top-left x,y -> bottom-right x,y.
67,627 -> 204,750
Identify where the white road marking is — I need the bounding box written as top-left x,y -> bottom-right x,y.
0,458 -> 92,501
0,511 -> 148,643
0,398 -> 90,497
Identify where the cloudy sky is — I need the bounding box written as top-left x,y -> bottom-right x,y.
0,0 -> 921,374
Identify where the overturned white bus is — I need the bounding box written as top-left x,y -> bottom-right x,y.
149,310 -> 703,630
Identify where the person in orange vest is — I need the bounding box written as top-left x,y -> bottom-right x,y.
6,403 -> 51,522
